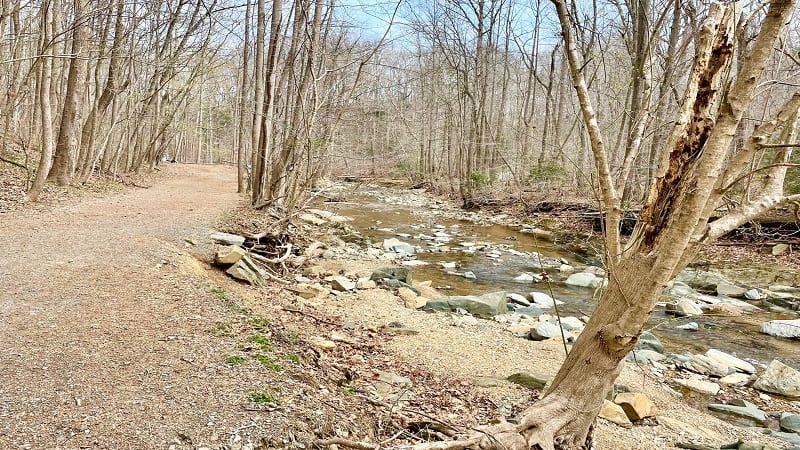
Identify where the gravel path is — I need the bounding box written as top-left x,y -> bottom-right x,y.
0,165 -> 252,449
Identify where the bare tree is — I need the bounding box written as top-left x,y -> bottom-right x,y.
49,0 -> 89,186
26,0 -> 56,202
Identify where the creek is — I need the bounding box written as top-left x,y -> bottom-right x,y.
324,183 -> 800,370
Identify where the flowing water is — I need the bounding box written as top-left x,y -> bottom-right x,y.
327,186 -> 800,369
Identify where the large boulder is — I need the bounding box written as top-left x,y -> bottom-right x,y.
753,360 -> 800,398
559,316 -> 585,330
679,354 -> 731,377
676,269 -> 728,294
664,281 -> 696,298
626,349 -> 666,364
528,322 -> 570,341
507,293 -> 531,307
529,291 -> 563,308
719,372 -> 752,387
635,332 -> 664,354
716,280 -> 747,298
676,376 -> 721,395
424,291 -> 507,318
760,319 -> 800,339
748,428 -> 800,447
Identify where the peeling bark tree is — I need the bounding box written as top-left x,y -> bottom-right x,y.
319,0 -> 799,449
488,0 -> 797,448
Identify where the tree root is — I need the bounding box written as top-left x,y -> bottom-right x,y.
316,435 -> 482,450
315,394 -> 595,450
315,406 -> 591,450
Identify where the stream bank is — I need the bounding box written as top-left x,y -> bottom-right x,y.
211,180 -> 800,449
286,181 -> 800,448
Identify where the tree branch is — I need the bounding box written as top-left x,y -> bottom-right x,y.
703,193 -> 800,243
721,163 -> 800,194
716,93 -> 800,200
0,155 -> 28,170
759,143 -> 800,148
551,0 -> 621,263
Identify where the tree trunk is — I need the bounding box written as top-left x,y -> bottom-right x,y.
250,0 -> 267,202
236,0 -> 253,193
49,0 -> 89,186
418,1 -> 794,448
77,0 -> 127,182
26,3 -> 55,202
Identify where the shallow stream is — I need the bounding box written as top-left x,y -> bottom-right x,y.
326,185 -> 800,369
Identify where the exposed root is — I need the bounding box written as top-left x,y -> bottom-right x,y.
316,435 -> 482,450
315,404 -> 593,450
516,396 -> 595,450
316,392 -> 595,450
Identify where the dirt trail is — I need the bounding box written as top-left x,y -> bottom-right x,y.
0,165 -> 251,449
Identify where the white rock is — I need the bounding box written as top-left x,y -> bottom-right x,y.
560,316 -> 585,329
401,260 -> 429,266
719,372 -> 751,386
676,376 -> 721,395
514,273 -> 536,283
744,289 -> 762,300
753,359 -> 800,398
680,354 -> 730,377
667,298 -> 703,316
529,291 -> 564,308
330,276 -> 355,291
706,349 -> 755,374
565,272 -> 600,288
440,261 -> 457,269
462,271 -> 477,280
761,319 -> 800,338
507,293 -> 531,306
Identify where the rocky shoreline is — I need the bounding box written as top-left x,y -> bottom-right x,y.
215,182 -> 800,449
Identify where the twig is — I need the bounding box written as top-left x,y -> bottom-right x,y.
0,155 -> 28,170
317,437 -> 379,450
282,306 -> 339,326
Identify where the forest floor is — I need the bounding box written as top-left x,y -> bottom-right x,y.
0,164 -> 795,450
